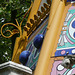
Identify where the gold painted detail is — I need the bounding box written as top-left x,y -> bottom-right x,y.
1,20 -> 22,38
1,2 -> 33,38
1,2 -> 33,63
24,0 -> 51,36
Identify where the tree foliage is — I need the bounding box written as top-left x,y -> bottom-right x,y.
0,0 -> 32,64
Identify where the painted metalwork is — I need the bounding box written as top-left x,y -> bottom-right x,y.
34,0 -> 66,75
1,2 -> 33,38
1,19 -> 22,38
24,0 -> 51,36
1,2 -> 33,63
2,0 -> 75,75
26,16 -> 48,70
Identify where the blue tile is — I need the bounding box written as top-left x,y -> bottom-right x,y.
55,48 -> 75,57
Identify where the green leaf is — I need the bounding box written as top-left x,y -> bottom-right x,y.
0,8 -> 3,13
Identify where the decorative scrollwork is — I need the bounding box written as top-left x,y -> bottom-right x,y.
1,1 -> 33,38
1,20 -> 22,38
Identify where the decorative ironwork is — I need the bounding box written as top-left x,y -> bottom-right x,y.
24,0 -> 51,36
1,2 -> 33,38
1,19 -> 22,38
